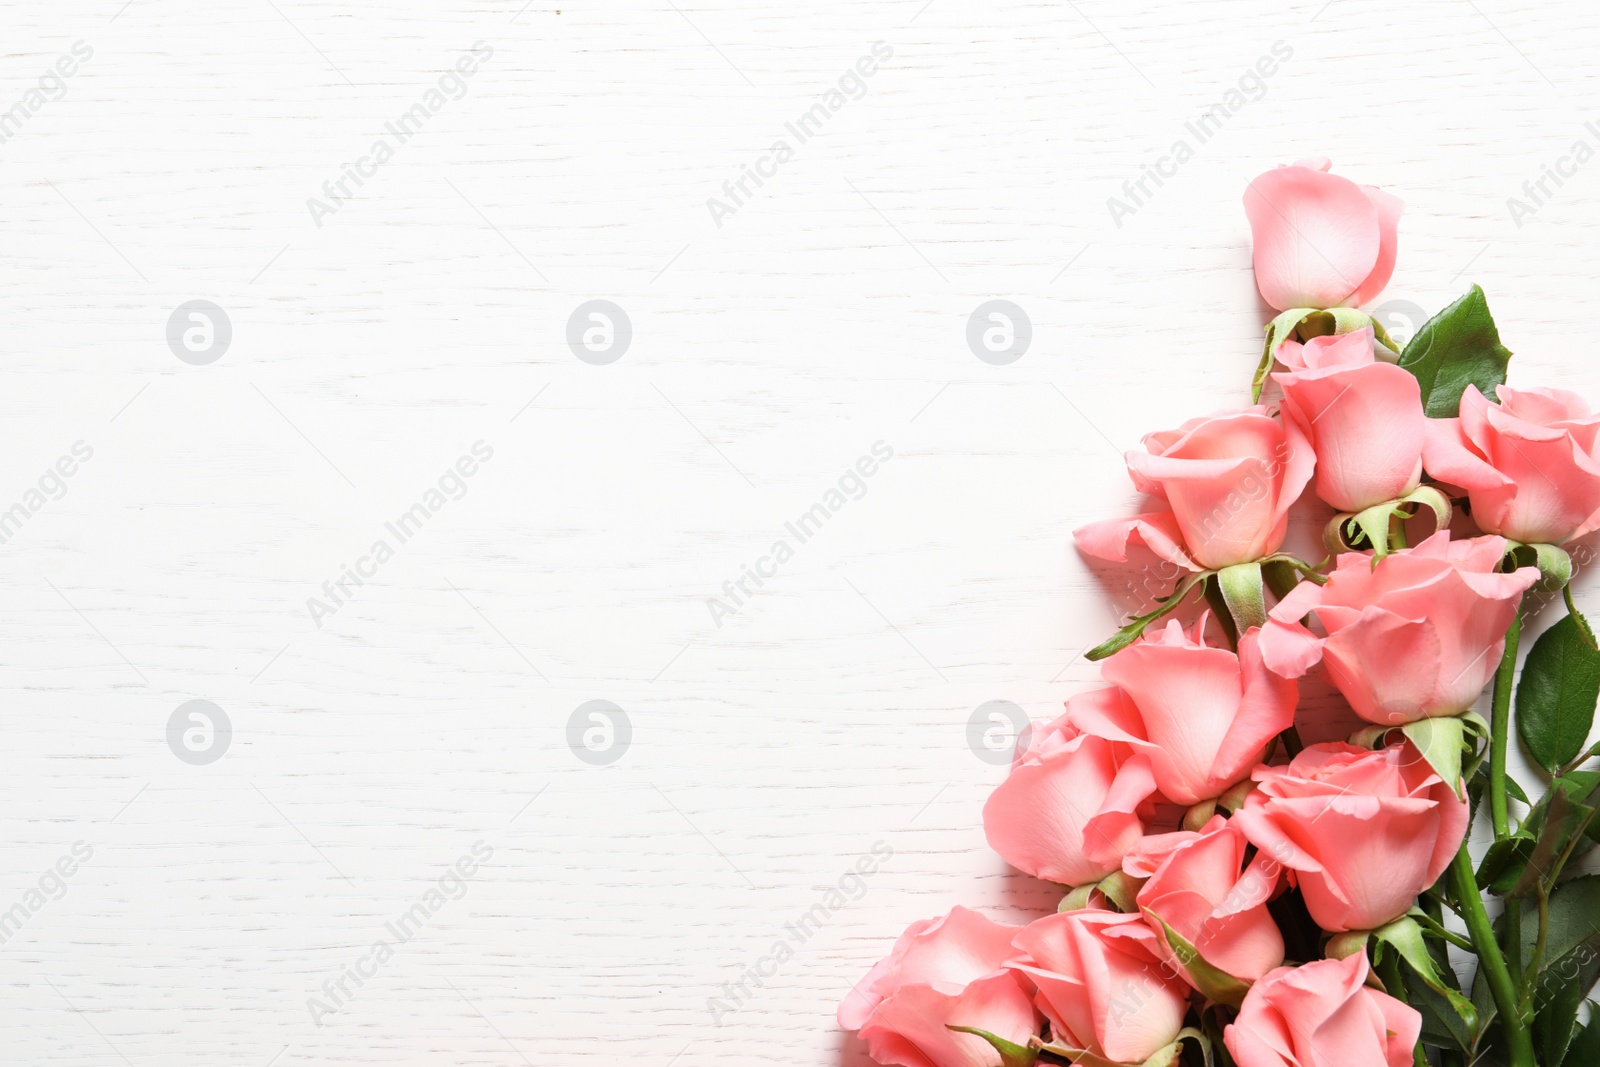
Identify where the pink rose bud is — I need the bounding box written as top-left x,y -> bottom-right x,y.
838,907 -> 1040,1067
982,691 -> 1158,887
1225,953 -> 1421,1067
1075,407 -> 1314,572
1231,742 -> 1468,933
1244,157 -> 1402,312
1091,618 -> 1298,806
1424,383 -> 1600,545
1123,816 -> 1285,983
1258,531 -> 1538,724
1010,909 -> 1189,1065
1273,328 -> 1426,512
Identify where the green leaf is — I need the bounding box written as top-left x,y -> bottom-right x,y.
1397,285 -> 1513,417
1567,585 -> 1598,651
946,1026 -> 1036,1067
1488,773 -> 1600,897
1476,832 -> 1537,894
1535,965 -> 1587,1067
1398,913 -> 1475,1053
1506,777 -> 1598,898
1402,716 -> 1468,797
1086,573 -> 1207,661
1406,962 -> 1477,1052
1562,1007 -> 1600,1067
1507,775 -> 1532,807
1476,876 -> 1600,1034
1374,917 -> 1479,1041
1146,909 -> 1251,1008
1517,610 -> 1600,773
1526,881 -> 1600,1052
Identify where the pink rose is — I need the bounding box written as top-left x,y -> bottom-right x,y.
1084,619 -> 1297,806
1272,328 -> 1426,512
1010,909 -> 1189,1065
1258,531 -> 1538,724
1231,742 -> 1468,932
982,692 -> 1157,887
1244,157 -> 1403,312
1225,953 -> 1421,1067
1423,383 -> 1600,545
838,907 -> 1040,1067
1123,816 -> 1285,982
1075,407 -> 1314,572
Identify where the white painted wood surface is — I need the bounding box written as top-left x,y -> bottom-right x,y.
3,0 -> 1599,1063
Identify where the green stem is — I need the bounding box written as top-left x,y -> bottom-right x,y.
1411,908 -> 1474,952
1521,887 -> 1550,1012
1490,612 -> 1522,841
1388,510 -> 1409,551
1505,895 -> 1523,990
1450,846 -> 1535,1067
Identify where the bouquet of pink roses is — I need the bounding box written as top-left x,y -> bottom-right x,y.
838,159 -> 1600,1067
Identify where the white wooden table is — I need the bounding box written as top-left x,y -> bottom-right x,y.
2,1 -> 1597,1063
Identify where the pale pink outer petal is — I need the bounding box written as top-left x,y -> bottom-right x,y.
1086,934 -> 1189,1063
1208,628 -> 1300,790
1230,793 -> 1330,880
1072,512 -> 1201,573
1128,411 -> 1294,568
1234,744 -> 1463,932
1244,164 -> 1381,311
1137,821 -> 1285,982
843,908 -> 1041,1067
1348,185 -> 1403,307
1423,772 -> 1471,889
1224,1006 -> 1295,1067
858,971 -> 1039,1067
1256,618 -> 1324,680
982,735 -> 1122,887
1081,753 -> 1161,871
839,916 -> 940,1030
1268,576 -> 1326,624
1101,632 -> 1250,805
1373,987 -> 1425,1067
1277,358 -> 1426,512
1009,965 -> 1093,1053
1291,795 -> 1441,931
1319,608 -> 1443,725
1272,954 -> 1394,1064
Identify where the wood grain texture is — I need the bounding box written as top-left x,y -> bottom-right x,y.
1,0 -> 1598,1062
